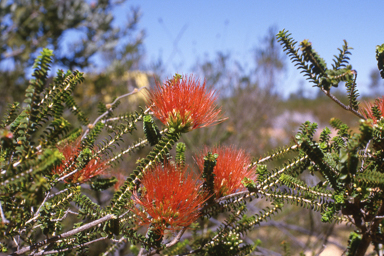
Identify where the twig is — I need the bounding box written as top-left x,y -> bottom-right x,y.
138,228 -> 151,256
253,144 -> 298,165
321,87 -> 365,119
103,106 -> 151,123
48,187 -> 70,199
19,188 -> 76,226
33,236 -> 108,255
0,200 -> 9,224
56,112 -> 163,188
32,191 -> 51,218
360,140 -> 371,172
257,155 -> 309,190
81,87 -> 147,141
101,237 -> 127,256
216,191 -> 256,203
13,237 -> 19,248
51,209 -> 78,222
57,168 -> 78,182
11,214 -> 116,255
144,227 -> 188,256
105,128 -> 168,166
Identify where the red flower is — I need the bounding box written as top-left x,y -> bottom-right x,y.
132,163 -> 207,236
53,139 -> 108,183
361,96 -> 384,124
146,75 -> 224,133
195,146 -> 257,199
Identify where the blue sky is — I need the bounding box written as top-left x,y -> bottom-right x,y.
114,0 -> 384,98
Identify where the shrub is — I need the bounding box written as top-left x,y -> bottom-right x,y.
1,31 -> 384,256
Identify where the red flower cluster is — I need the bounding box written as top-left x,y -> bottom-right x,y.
361,96 -> 384,124
146,75 -> 223,133
53,139 -> 108,183
132,163 -> 207,236
195,146 -> 257,199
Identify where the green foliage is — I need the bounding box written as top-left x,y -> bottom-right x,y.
1,102 -> 20,128
109,131 -> 181,216
332,40 -> 352,70
175,142 -> 186,169
143,114 -> 161,146
256,143 -> 299,164
277,30 -> 320,86
202,152 -> 218,203
346,232 -> 362,256
203,230 -> 253,256
130,131 -> 180,182
74,193 -> 104,220
162,239 -> 189,255
372,105 -> 382,121
376,43 -> 384,79
90,177 -> 118,191
39,117 -> 72,147
275,30 -> 384,255
345,76 -> 359,111
277,29 -> 360,113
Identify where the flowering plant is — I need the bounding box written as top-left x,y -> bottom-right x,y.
2,32 -> 384,256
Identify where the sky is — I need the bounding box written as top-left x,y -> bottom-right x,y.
112,0 -> 384,98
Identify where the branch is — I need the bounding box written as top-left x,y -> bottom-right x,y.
106,128 -> 168,166
33,236 -> 107,256
48,187 -> 71,199
321,88 -> 365,119
25,191 -> 53,225
57,168 -> 79,182
143,227 -> 188,256
216,191 -> 255,203
138,228 -> 151,256
360,140 -> 371,172
253,144 -> 298,165
11,214 -> 116,255
257,155 -> 308,190
0,200 -> 9,224
81,87 -> 148,140
50,209 -> 78,222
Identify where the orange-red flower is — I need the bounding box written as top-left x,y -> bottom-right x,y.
195,146 -> 257,199
146,75 -> 223,133
360,96 -> 384,124
53,139 -> 108,183
132,163 -> 207,236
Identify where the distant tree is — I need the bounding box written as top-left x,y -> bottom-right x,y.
0,0 -> 144,114
254,26 -> 286,92
188,27 -> 286,156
